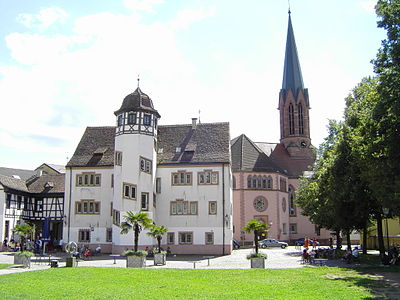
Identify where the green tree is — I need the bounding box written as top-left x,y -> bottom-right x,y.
13,224 -> 34,252
242,220 -> 269,254
147,225 -> 168,253
120,211 -> 153,253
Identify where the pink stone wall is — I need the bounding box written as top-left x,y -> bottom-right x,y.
111,244 -> 232,255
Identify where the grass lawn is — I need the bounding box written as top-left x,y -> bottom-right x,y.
0,264 -> 12,270
0,267 -> 381,299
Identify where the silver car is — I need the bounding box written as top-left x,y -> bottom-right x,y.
258,239 -> 288,249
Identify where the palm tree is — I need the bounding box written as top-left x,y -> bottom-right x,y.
120,211 -> 152,252
13,224 -> 34,251
242,220 -> 270,254
147,225 -> 168,253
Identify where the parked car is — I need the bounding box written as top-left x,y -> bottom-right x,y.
232,240 -> 240,250
258,239 -> 288,249
294,238 -> 320,246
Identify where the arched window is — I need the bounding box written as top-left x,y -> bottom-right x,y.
288,185 -> 296,216
232,176 -> 236,189
267,176 -> 273,189
298,103 -> 304,134
252,175 -> 257,188
262,176 -> 267,189
288,103 -> 295,135
247,175 -> 252,189
257,176 -> 262,189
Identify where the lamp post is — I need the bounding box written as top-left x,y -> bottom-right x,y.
382,208 -> 390,252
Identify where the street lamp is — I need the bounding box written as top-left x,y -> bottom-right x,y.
382,207 -> 390,252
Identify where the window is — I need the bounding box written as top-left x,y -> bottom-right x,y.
205,232 -> 214,245
115,151 -> 122,166
167,232 -> 175,245
76,173 -> 101,187
267,176 -> 273,189
111,174 -> 114,188
143,114 -> 151,126
171,200 -> 198,215
112,209 -> 120,226
141,193 -> 149,211
198,171 -> 218,185
127,113 -> 136,125
282,223 -> 287,234
289,223 -> 297,234
123,183 -> 137,200
208,201 -> 217,215
172,171 -> 192,185
257,176 -> 262,189
140,157 -> 152,174
17,196 -> 22,209
6,194 -> 11,209
106,228 -> 112,242
76,200 -> 100,214
79,229 -> 90,243
253,196 -> 267,212
280,178 -> 287,192
232,176 -> 236,189
117,115 -> 123,126
298,103 -> 304,134
282,197 -> 287,212
289,103 -> 295,135
289,185 -> 296,216
35,199 -> 43,212
252,175 -> 257,188
247,175 -> 252,188
156,178 -> 161,193
179,232 -> 193,244
262,176 -> 267,189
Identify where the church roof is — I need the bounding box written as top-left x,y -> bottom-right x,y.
282,11 -> 304,97
231,134 -> 284,173
66,127 -> 116,168
67,122 -> 231,168
157,122 -> 231,165
114,87 -> 160,117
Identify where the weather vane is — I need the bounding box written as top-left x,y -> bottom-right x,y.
137,74 -> 140,88
288,0 -> 291,14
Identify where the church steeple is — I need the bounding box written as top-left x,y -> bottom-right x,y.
278,11 -> 312,158
282,11 -> 304,97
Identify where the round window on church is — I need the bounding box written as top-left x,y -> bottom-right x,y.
253,196 -> 267,212
282,197 -> 287,212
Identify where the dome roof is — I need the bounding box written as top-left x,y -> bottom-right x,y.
114,87 -> 160,117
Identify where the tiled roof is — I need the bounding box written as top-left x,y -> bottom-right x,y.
0,167 -> 36,181
231,134 -> 284,173
0,174 -> 29,192
66,127 -> 116,168
26,174 -> 65,194
114,87 -> 160,117
157,122 -> 231,165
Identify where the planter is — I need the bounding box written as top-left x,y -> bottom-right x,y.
126,255 -> 146,268
66,257 -> 77,267
250,257 -> 266,269
153,253 -> 166,266
14,255 -> 31,268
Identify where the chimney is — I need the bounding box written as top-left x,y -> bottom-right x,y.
192,118 -> 197,129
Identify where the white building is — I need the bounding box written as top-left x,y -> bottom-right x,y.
64,87 -> 233,254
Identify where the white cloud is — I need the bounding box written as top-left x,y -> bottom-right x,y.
123,0 -> 164,12
169,7 -> 216,30
17,7 -> 68,29
360,1 -> 376,13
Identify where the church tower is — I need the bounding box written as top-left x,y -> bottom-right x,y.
112,83 -> 161,249
278,11 -> 313,158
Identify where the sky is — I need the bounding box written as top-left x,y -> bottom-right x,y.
0,0 -> 386,170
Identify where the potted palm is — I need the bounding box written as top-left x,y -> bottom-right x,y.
13,224 -> 34,268
147,225 -> 168,265
243,219 -> 270,268
120,211 -> 152,268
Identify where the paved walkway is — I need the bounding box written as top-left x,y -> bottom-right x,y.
0,246 -> 360,274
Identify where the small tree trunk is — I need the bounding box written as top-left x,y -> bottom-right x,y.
362,223 -> 368,254
134,225 -> 139,252
254,231 -> 259,254
375,213 -> 385,256
335,230 -> 341,250
157,236 -> 161,253
346,230 -> 351,250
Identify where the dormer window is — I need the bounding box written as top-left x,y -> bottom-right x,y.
117,115 -> 123,126
143,114 -> 151,126
128,113 -> 136,125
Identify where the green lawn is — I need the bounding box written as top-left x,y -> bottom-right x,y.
0,267 -> 381,299
0,264 -> 12,270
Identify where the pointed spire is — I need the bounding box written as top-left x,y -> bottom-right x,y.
282,11 -> 304,96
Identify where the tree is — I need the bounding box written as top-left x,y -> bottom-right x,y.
120,211 -> 152,252
13,224 -> 34,252
147,225 -> 168,253
242,220 -> 269,254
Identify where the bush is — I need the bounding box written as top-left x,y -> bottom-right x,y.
247,252 -> 267,260
122,250 -> 148,257
15,251 -> 34,258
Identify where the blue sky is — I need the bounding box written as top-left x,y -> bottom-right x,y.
0,0 -> 385,169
